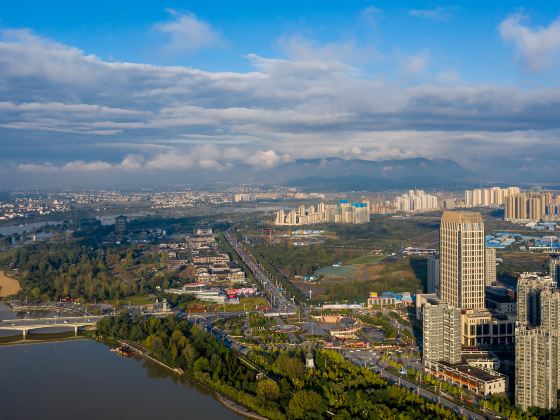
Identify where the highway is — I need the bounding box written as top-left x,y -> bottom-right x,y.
224,228 -> 295,311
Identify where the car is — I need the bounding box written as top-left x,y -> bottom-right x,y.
63,320 -> 69,324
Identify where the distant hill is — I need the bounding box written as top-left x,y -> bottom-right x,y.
262,157 -> 473,191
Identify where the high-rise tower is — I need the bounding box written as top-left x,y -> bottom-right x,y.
439,211 -> 485,309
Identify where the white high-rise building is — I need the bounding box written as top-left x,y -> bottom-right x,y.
394,190 -> 438,213
464,186 -> 520,208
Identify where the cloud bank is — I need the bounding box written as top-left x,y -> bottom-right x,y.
0,16 -> 559,186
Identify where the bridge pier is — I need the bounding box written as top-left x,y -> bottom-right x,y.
74,326 -> 78,336
22,329 -> 27,340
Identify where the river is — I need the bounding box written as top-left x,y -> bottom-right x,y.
0,305 -> 241,419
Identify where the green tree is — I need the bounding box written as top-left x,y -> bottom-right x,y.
256,379 -> 280,406
288,390 -> 326,419
276,353 -> 305,380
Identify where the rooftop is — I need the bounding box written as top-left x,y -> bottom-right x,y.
441,211 -> 483,224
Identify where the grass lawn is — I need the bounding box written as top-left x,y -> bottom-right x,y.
187,296 -> 269,312
345,254 -> 384,265
293,256 -> 424,303
105,294 -> 157,306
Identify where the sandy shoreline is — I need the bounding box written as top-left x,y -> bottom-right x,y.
0,271 -> 21,297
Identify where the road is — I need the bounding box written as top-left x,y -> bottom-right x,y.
224,228 -> 295,311
343,349 -> 487,420
223,228 -> 492,418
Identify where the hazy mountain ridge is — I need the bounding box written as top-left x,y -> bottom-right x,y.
262,157 -> 474,191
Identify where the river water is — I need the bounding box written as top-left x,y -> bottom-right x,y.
0,305 -> 240,420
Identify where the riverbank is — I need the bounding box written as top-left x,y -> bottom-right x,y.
0,271 -> 21,298
0,339 -> 239,420
116,339 -> 267,420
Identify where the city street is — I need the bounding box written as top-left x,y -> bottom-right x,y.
224,228 -> 295,311
343,349 -> 487,420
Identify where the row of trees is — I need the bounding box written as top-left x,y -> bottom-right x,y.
97,314 -> 457,419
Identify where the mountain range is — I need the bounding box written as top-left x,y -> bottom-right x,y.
249,157 -> 474,191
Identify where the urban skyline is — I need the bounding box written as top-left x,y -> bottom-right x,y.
3,2 -> 560,418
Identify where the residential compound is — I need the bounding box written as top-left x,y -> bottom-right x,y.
274,200 -> 369,226
464,186 -> 520,207
505,191 -> 560,222
393,189 -> 438,212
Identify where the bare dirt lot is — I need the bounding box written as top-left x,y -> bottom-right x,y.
0,271 -> 21,297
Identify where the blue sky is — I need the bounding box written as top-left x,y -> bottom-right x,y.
1,1 -> 560,186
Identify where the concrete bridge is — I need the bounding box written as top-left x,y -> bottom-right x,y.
0,316 -> 102,339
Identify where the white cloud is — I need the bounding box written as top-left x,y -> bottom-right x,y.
278,34 -> 380,66
409,8 -> 451,22
153,9 -> 222,53
361,7 -> 383,27
245,150 -> 293,169
400,51 -> 430,76
62,160 -> 113,171
499,13 -> 560,71
2,27 -> 560,184
17,163 -> 58,173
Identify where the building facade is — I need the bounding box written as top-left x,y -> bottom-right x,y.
505,191 -> 560,222
464,186 -> 520,208
517,273 -> 554,327
274,200 -> 370,226
427,254 -> 440,294
439,211 -> 486,310
515,325 -> 558,410
422,303 -> 462,365
394,189 -> 438,212
550,254 -> 560,284
485,247 -> 497,286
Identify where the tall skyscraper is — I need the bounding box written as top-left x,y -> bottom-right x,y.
422,303 -> 462,365
427,254 -> 440,294
517,273 -> 554,326
439,211 -> 485,309
515,325 -> 558,411
485,247 -> 497,286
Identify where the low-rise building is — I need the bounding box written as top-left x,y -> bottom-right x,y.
367,296 -> 396,308
192,253 -> 230,265
461,309 -> 516,347
424,360 -> 507,396
461,350 -> 500,371
485,287 -> 516,315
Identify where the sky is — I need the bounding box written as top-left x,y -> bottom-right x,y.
1,1 -> 560,187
